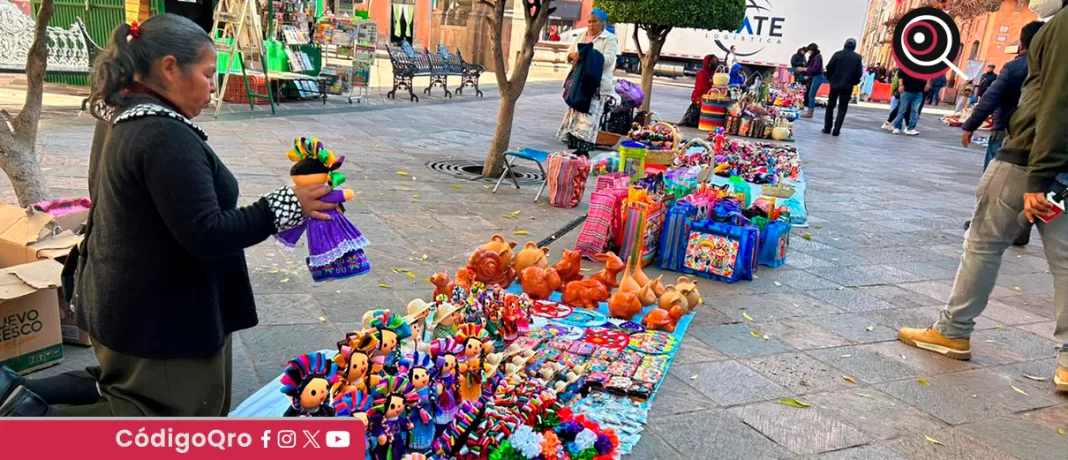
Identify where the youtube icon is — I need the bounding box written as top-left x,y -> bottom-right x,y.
326,431 -> 349,448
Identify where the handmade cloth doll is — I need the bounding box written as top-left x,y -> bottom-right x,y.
277,138 -> 370,281
332,330 -> 380,397
368,376 -> 418,460
333,389 -> 374,459
367,310 -> 412,375
454,324 -> 493,402
402,299 -> 432,354
399,351 -> 438,451
430,298 -> 464,340
280,352 -> 339,417
429,338 -> 463,434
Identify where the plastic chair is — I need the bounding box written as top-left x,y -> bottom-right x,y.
493,148 -> 549,202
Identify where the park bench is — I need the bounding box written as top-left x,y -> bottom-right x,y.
386,42 -> 433,102
386,41 -> 484,102
441,44 -> 484,98
0,0 -> 93,98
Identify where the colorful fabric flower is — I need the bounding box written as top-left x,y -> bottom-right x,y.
574,429 -> 597,452
541,431 -> 563,460
511,425 -> 545,459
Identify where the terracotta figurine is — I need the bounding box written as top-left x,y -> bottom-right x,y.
481,233 -> 518,268
589,252 -> 625,290
467,247 -> 516,287
519,266 -> 562,300
561,279 -> 610,310
514,241 -> 550,274
608,291 -> 642,321
553,248 -> 584,286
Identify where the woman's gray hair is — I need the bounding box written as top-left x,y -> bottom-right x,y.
90,14 -> 213,107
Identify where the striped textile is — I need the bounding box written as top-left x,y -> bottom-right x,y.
547,153 -> 591,208
575,187 -> 627,259
594,172 -> 630,193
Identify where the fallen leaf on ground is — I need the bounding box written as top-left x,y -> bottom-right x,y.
407,272 -> 416,278
775,398 -> 811,408
690,375 -> 697,380
985,340 -> 997,343
1058,428 -> 1065,436
318,317 -> 326,322
924,435 -> 942,446
751,330 -> 762,338
268,268 -> 280,274
742,311 -> 754,322
865,326 -> 874,332
1022,374 -> 1047,381
502,214 -> 515,219
395,171 -> 409,176
773,281 -> 783,287
514,230 -> 530,235
451,185 -> 463,189
916,378 -> 931,386
995,324 -> 1006,329
279,278 -> 289,284
511,211 -> 522,216
762,334 -> 770,341
422,254 -> 429,260
801,234 -> 812,241
412,194 -> 420,199
1010,384 -> 1029,396
1013,286 -> 1022,292
843,375 -> 856,384
378,284 -> 391,288
840,354 -> 852,358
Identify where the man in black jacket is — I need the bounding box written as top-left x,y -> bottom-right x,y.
976,64 -> 997,98
822,38 -> 864,136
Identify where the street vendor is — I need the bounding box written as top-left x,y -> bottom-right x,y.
0,14 -> 336,417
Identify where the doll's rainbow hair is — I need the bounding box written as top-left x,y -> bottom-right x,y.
429,337 -> 463,359
286,137 -> 346,187
334,330 -> 380,368
332,389 -> 372,416
368,310 -> 413,342
279,352 -> 339,398
454,323 -> 490,343
400,351 -> 437,379
368,375 -> 418,417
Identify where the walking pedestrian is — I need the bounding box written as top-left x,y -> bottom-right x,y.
556,8 -> 618,156
976,64 -> 997,98
891,69 -> 926,135
800,43 -> 824,119
925,74 -> 947,105
898,0 -> 1068,393
822,38 -> 863,136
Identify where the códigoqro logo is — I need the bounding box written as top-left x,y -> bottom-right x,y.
0,418 -> 365,460
891,7 -> 968,80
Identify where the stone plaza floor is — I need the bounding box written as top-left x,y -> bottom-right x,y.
10,77 -> 1066,459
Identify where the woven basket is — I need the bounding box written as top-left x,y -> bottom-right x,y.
644,121 -> 679,165
596,131 -> 623,148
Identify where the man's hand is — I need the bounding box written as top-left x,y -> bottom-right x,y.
1024,192 -> 1054,223
961,130 -> 974,148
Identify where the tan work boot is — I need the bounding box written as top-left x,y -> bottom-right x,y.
800,108 -> 814,119
898,327 -> 971,360
1056,367 -> 1068,393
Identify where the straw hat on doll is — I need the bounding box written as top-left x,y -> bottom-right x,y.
430,301 -> 464,327
404,299 -> 433,325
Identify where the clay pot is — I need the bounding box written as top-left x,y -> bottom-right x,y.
561,279 -> 609,310
642,304 -> 684,333
608,291 -> 642,321
467,248 -> 516,288
636,281 -> 657,307
482,234 -> 518,268
520,266 -> 562,301
659,285 -> 689,313
618,264 -> 641,294
514,242 -> 550,274
589,252 -> 625,291
553,249 -> 584,285
675,276 -> 701,312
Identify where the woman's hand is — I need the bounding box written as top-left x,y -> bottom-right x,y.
568,51 -> 580,62
292,184 -> 335,221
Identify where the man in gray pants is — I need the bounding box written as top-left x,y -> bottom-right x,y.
899,1 -> 1068,392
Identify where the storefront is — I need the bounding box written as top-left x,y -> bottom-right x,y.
545,0 -> 582,39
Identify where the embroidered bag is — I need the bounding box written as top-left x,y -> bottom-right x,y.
681,216 -> 758,283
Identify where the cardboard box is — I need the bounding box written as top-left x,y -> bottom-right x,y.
0,202 -> 89,351
0,259 -> 65,374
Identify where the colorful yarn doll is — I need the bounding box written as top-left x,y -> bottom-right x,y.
277,138 -> 370,282
430,298 -> 464,340
455,323 -> 493,402
333,389 -> 373,459
368,376 -> 418,460
333,330 -> 380,397
280,352 -> 339,417
429,338 -> 463,435
399,352 -> 438,451
367,310 -> 413,376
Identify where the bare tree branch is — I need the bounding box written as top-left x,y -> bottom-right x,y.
633,25 -> 645,62
13,0 -> 53,139
0,109 -> 14,136
487,0 -> 509,93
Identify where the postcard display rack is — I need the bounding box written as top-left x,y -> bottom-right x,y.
318,19 -> 376,103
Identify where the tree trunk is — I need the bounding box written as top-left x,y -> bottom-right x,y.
638,38 -> 665,113
483,92 -> 520,177
0,0 -> 55,206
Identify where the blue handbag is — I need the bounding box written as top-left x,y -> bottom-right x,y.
658,201 -> 694,272
681,215 -> 758,283
758,219 -> 791,268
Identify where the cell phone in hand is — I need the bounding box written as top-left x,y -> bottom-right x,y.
1038,190 -> 1066,224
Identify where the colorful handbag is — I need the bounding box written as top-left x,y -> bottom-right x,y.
757,219 -> 791,268
658,201 -> 695,272
575,186 -> 628,259
681,216 -> 758,283
547,153 -> 591,208
620,201 -> 665,268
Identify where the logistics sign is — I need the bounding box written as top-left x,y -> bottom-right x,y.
891,7 -> 969,80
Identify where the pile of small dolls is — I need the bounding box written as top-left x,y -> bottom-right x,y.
674,130 -> 801,184
626,123 -> 678,151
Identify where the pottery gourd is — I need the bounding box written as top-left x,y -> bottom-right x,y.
553,249 -> 584,285
562,279 -> 609,310
520,266 -> 562,300
618,264 -> 641,294
659,285 -> 689,313
514,242 -> 550,274
608,291 -> 642,320
467,248 -> 516,288
643,304 -> 685,333
675,276 -> 701,312
636,280 -> 658,307
650,276 -> 666,297
482,234 -> 518,268
631,261 -> 651,288
589,252 -> 625,291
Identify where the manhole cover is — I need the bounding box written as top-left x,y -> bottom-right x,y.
426,159 -> 544,184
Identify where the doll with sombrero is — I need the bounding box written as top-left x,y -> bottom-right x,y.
402,299 -> 432,354
367,310 -> 412,375
430,297 -> 464,340
277,138 -> 370,282
398,351 -> 438,452
280,352 -> 339,417
368,375 -> 418,460
429,337 -> 464,434
333,330 -> 380,397
454,323 -> 494,402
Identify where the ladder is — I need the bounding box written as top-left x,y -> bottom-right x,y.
210,0 -> 276,118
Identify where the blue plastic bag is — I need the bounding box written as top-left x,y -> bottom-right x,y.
758,220 -> 791,268
680,217 -> 758,283
658,201 -> 695,272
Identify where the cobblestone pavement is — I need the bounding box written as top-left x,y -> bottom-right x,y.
15,78 -> 1066,459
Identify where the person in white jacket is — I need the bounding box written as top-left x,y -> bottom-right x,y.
556,8 -> 618,155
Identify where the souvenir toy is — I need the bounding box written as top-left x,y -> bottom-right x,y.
658,285 -> 689,313
514,241 -> 550,275
642,303 -> 684,333
618,264 -> 641,294
552,249 -> 584,285
399,352 -> 438,451
637,277 -> 659,307
368,376 -> 418,460
332,388 -> 372,423
429,338 -> 463,431
650,275 -> 667,297
675,276 -> 702,311
280,352 -> 339,417
481,233 -> 518,268
277,138 -> 370,282
589,251 -> 625,290
455,324 -> 494,402
368,310 -> 413,374
403,299 -> 432,352
561,279 -> 609,310
429,268 -> 476,300
608,291 -> 642,321
484,292 -> 531,341
630,259 -> 652,287
333,331 -> 380,397
519,266 -> 561,300
467,247 -> 516,288
430,299 -> 464,339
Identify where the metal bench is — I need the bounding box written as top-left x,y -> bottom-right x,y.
439,44 -> 484,97
75,18 -> 103,111
0,0 -> 93,89
426,50 -> 452,98
386,43 -> 434,102
493,147 -> 549,202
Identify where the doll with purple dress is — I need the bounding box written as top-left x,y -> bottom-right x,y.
429,338 -> 462,436
278,138 -> 370,282
399,351 -> 438,452
368,376 -> 418,460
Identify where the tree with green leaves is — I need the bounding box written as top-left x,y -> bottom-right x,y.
596,0 -> 745,112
